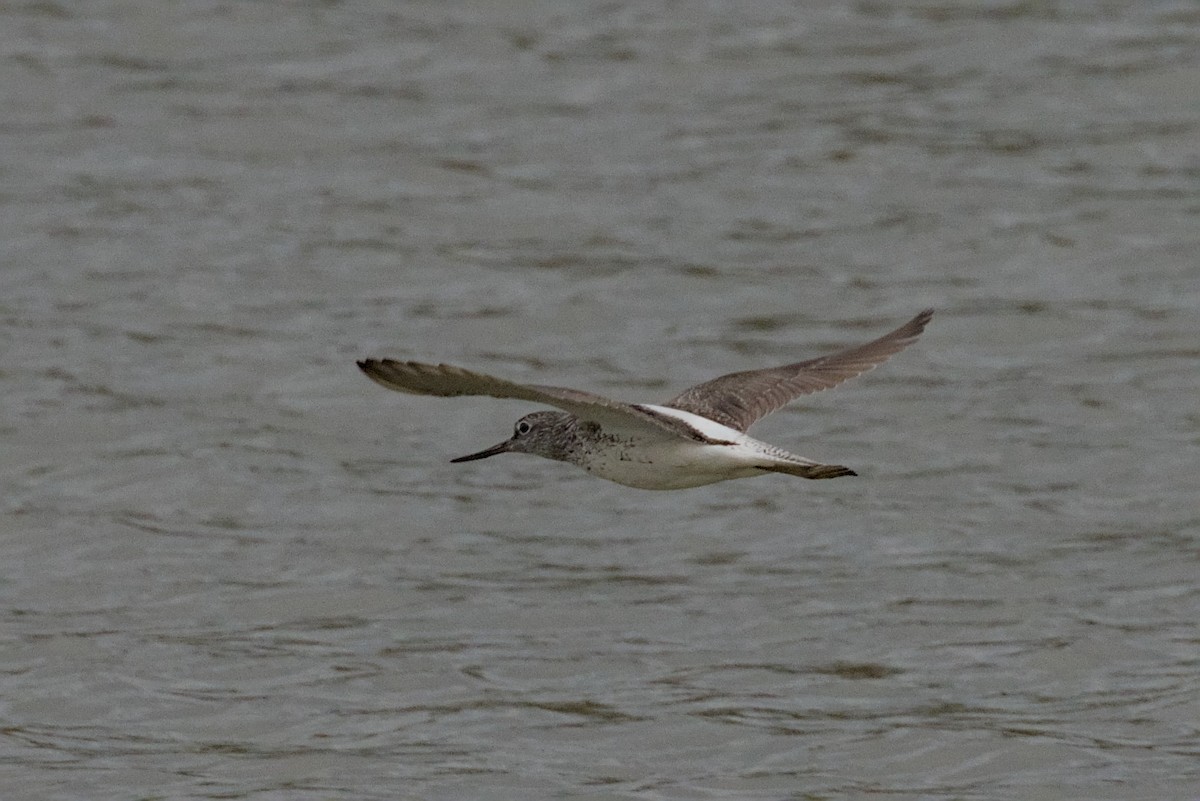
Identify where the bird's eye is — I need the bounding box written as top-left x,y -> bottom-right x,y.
515,421 -> 532,435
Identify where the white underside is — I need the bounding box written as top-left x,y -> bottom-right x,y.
575,404 -> 823,490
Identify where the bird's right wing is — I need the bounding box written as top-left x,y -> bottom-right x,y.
664,309 -> 933,432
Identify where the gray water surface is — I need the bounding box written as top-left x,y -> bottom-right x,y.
2,2 -> 1198,799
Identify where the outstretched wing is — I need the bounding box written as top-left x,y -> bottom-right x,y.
357,360 -> 715,442
663,309 -> 933,432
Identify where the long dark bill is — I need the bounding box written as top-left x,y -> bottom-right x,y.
450,440 -> 512,463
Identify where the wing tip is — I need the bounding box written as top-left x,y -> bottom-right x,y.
886,308 -> 934,345
357,357 -> 397,377
357,357 -> 424,390
909,307 -> 935,332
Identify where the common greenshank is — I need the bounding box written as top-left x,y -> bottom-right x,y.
358,309 -> 932,490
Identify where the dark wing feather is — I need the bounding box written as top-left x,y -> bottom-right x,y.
357,360 -> 714,442
664,309 -> 933,432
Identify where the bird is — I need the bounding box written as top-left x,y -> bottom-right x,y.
357,309 -> 932,490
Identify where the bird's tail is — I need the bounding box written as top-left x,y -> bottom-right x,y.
758,462 -> 857,480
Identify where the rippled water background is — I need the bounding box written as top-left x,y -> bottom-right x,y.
3,2 -> 1198,799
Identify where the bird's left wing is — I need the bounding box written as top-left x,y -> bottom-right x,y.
357,360 -> 714,442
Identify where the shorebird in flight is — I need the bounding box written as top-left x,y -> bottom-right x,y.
358,309 -> 932,490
